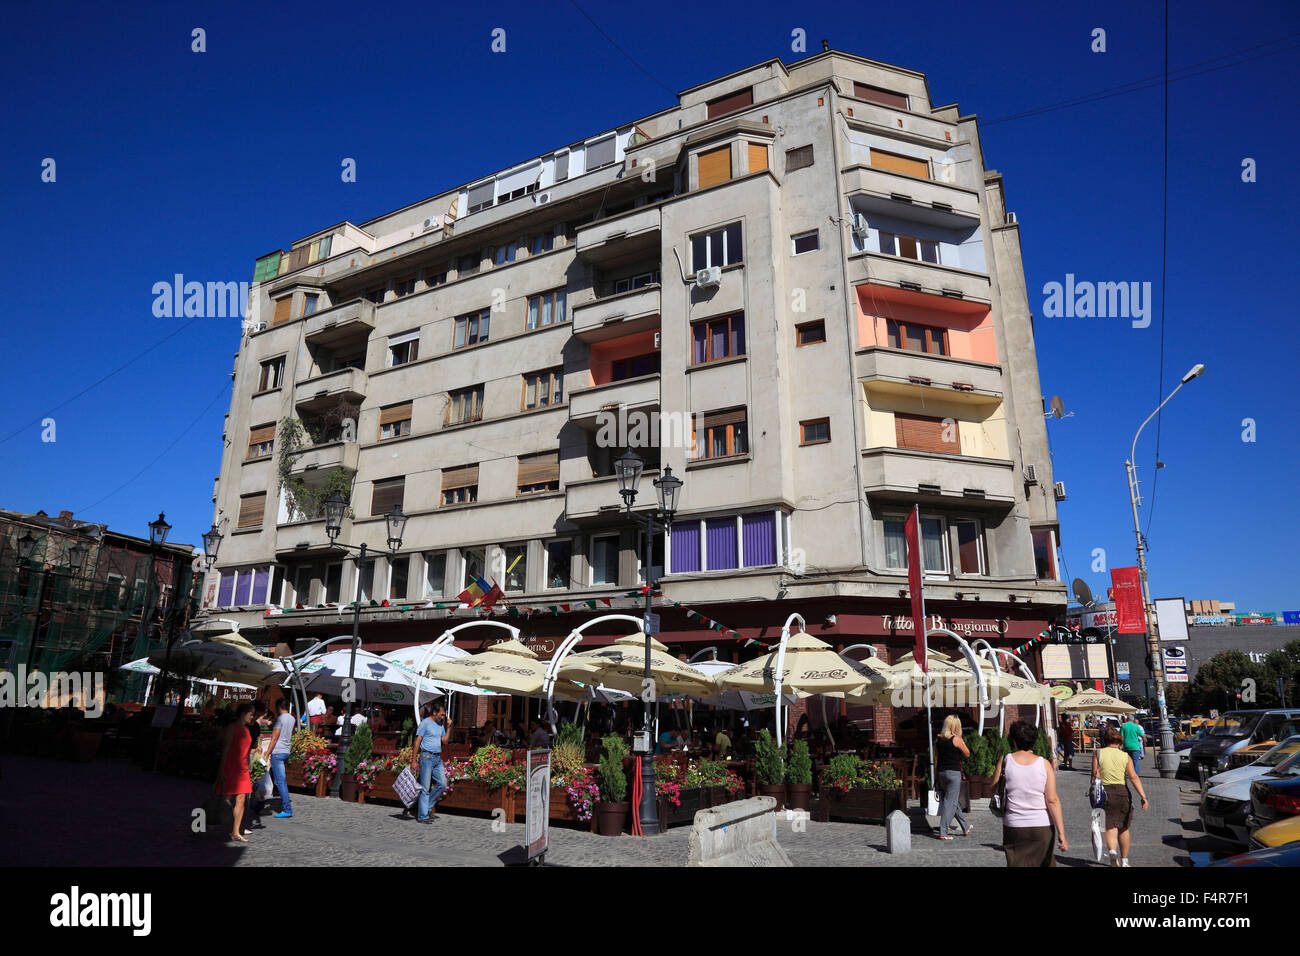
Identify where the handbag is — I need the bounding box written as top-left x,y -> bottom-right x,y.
393,766 -> 421,809
990,755 -> 1009,817
201,794 -> 233,832
1088,773 -> 1108,809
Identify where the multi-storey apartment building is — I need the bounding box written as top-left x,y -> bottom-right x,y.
205,49 -> 1066,738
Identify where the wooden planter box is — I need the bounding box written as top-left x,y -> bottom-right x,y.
818,787 -> 906,823
656,788 -> 704,827
357,769 -> 402,806
285,764 -> 330,797
510,788 -> 598,831
966,775 -> 993,800
435,779 -> 517,819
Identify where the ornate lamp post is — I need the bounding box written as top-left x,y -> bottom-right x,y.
201,523 -> 224,571
614,449 -> 682,836
321,492 -> 407,798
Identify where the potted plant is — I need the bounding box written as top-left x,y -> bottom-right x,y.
963,730 -> 993,798
288,728 -> 332,796
689,759 -> 746,806
754,729 -> 787,810
818,755 -> 906,823
341,723 -> 372,802
594,735 -> 630,836
785,739 -> 813,811
540,740 -> 598,827
653,758 -> 702,827
435,745 -> 521,818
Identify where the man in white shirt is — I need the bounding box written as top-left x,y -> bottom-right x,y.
335,710 -> 367,736
306,693 -> 326,729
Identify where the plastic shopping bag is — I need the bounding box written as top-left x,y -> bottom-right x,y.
255,767 -> 274,801
1090,808 -> 1105,863
927,790 -> 940,817
394,766 -> 420,809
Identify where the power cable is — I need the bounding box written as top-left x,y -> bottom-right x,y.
567,0 -> 675,96
1146,1 -> 1171,539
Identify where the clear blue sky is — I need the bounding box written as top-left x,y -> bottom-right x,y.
1,0 -> 1296,609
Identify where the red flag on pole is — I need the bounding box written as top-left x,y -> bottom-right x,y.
904,505 -> 927,672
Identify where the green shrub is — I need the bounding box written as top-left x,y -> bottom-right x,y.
820,753 -> 862,793
754,729 -> 786,786
985,728 -> 1011,767
555,721 -> 583,749
1033,727 -> 1051,759
786,739 -> 813,785
597,735 -> 628,804
964,730 -> 992,777
345,723 -> 372,775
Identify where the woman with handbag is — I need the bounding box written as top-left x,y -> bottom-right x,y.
1091,727 -> 1149,866
215,702 -> 255,843
935,715 -> 973,839
990,720 -> 1068,866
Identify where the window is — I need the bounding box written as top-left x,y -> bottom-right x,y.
247,423 -> 275,460
785,144 -> 814,172
611,353 -> 660,381
359,559 -> 377,603
796,320 -> 826,346
517,450 -> 560,495
457,253 -> 480,277
461,547 -> 486,590
424,268 -> 447,289
670,512 -> 777,573
446,385 -> 484,426
492,243 -> 517,267
308,235 -> 333,262
258,357 -> 285,391
371,477 -> 405,517
697,145 -> 732,189
423,552 -> 446,598
854,83 -> 909,110
379,401 -> 413,441
637,529 -> 665,584
706,87 -> 752,119
877,231 -> 939,264
467,181 -> 495,214
886,319 -> 947,355
454,309 -> 490,349
691,313 -> 746,364
526,289 -> 566,330
791,230 -> 820,255
614,271 -> 660,293
325,563 -> 343,604
690,223 -> 743,272
590,534 -> 620,586
529,233 -> 554,256
302,293 -> 319,316
546,540 -> 572,589
441,464 -> 479,506
554,151 -> 569,182
389,555 -> 410,600
695,408 -> 748,460
393,276 -> 417,298
497,183 -> 537,204
272,297 -> 292,326
292,566 -> 312,606
670,520 -> 700,573
586,135 -> 617,171
388,330 -> 419,367
522,369 -> 563,410
238,492 -> 266,530
800,418 -> 831,445
895,413 -> 960,454
252,253 -> 282,283
954,519 -> 984,575
705,518 -> 737,571
883,515 -> 948,572
503,545 -> 527,592
364,285 -> 386,305
747,142 -> 768,173
869,147 -> 929,180
742,513 -> 777,568
1032,529 -> 1058,580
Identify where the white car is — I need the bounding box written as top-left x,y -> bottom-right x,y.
1199,736 -> 1300,846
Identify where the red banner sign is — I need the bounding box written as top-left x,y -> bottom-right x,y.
1111,567 -> 1146,634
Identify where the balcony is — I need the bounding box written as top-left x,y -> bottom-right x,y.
842,164 -> 981,228
564,472 -> 657,523
294,367 -> 367,414
850,252 -> 991,305
284,440 -> 360,477
857,349 -> 1003,405
860,447 -> 1015,511
575,206 -> 661,267
573,285 -> 661,343
303,298 -> 375,349
568,374 -> 661,431
276,517 -> 351,557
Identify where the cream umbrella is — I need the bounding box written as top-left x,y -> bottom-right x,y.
425,640 -> 591,701
849,651 -> 1010,708
557,634 -> 716,698
1056,688 -> 1137,715
148,633 -> 283,688
716,632 -> 889,699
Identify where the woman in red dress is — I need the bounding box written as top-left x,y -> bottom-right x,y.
216,702 -> 255,842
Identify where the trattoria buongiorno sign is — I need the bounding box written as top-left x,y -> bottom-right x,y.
880,615 -> 1009,637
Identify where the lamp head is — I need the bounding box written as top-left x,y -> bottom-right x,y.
1181,363 -> 1206,384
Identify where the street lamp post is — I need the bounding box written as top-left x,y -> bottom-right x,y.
614,450 -> 682,837
321,492 -> 406,798
1125,362 -> 1205,779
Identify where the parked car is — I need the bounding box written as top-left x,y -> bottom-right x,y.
1208,841 -> 1300,867
1181,709 -> 1300,779
1199,740 -> 1300,846
1245,758 -> 1300,839
1227,716 -> 1300,768
1249,813 -> 1300,851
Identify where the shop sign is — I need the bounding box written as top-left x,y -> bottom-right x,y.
1192,614 -> 1227,626
1234,612 -> 1277,626
879,614 -> 1008,637
1163,646 -> 1188,683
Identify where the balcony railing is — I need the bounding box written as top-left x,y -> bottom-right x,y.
575,206 -> 661,265
856,349 -> 1003,403
842,164 -> 981,227
860,446 -> 1015,510
303,298 -> 375,348
572,285 -> 661,342
568,374 -> 661,431
294,367 -> 367,413
850,252 -> 991,304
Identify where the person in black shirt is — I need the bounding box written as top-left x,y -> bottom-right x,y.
935,714 -> 973,839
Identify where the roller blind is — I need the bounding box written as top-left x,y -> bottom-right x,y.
894,413 -> 958,454
854,83 -> 908,110
441,464 -> 479,492
379,402 -> 413,426
707,88 -> 753,119
701,407 -> 746,429
237,493 -> 266,530
698,146 -> 731,189
467,181 -> 495,209
272,297 -> 293,326
747,143 -> 768,173
586,135 -> 616,170
517,451 -> 559,486
248,424 -> 275,445
371,478 -> 405,516
870,148 -> 930,180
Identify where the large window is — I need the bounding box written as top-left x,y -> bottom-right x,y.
954,519 -> 985,575
529,232 -> 554,256
393,276 -> 417,298
215,565 -> 275,607
454,309 -> 490,349
1032,528 -> 1058,581
590,534 -> 620,586
522,369 -> 563,410
302,293 -> 319,316
502,545 -> 527,592
423,552 -> 446,598
492,243 -> 517,267
379,402 -> 413,441
878,231 -> 939,264
247,424 -> 275,460
895,413 -> 960,454
388,330 -> 419,367
586,135 -> 617,171
670,511 -> 777,573
690,223 -> 743,272
516,450 -> 560,495
389,556 -> 410,601
695,408 -> 748,461
258,356 -> 285,391
886,319 -> 947,355
883,514 -> 948,573
325,563 -> 343,604
461,548 -> 486,590
446,385 -> 484,426
546,540 -> 572,590
238,492 -> 266,530
612,353 -> 660,381
371,477 -> 405,517
441,464 -> 479,506
691,313 -> 745,365
526,289 -> 566,330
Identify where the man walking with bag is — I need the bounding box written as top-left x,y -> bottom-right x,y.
412,701 -> 450,824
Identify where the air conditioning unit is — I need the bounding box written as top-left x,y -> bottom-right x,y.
852,213 -> 869,243
1054,481 -> 1068,501
533,192 -> 552,205
1025,463 -> 1039,484
422,216 -> 441,231
695,266 -> 722,289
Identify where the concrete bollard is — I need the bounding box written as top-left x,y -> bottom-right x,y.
687,796 -> 792,867
886,809 -> 911,854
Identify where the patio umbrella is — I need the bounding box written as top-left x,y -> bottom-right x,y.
380,642 -> 488,697
119,657 -> 159,676
1056,689 -> 1137,715
147,633 -> 283,688
294,648 -> 435,706
424,640 -> 586,701
715,632 -> 888,699
850,650 -> 1009,708
690,659 -> 797,710
557,634 -> 716,698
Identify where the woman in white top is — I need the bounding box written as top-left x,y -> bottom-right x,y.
990,720 -> 1068,866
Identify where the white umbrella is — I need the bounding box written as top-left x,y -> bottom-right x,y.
119,657 -> 159,676
148,633 -> 283,687
381,642 -> 491,696
295,648 -> 436,706
690,659 -> 797,711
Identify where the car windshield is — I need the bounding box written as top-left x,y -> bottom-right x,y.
1208,713 -> 1262,737
1271,750 -> 1300,778
1261,737 -> 1300,766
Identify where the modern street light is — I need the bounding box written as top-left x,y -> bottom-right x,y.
614,449 -> 682,836
321,491 -> 406,798
1125,362 -> 1205,779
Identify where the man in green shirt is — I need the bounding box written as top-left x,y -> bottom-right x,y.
1120,716 -> 1147,775
714,725 -> 732,761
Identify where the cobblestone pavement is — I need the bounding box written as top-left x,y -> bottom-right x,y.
0,754 -> 1204,867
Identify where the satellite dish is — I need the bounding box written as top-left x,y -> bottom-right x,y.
1050,396 -> 1066,419
1072,578 -> 1094,607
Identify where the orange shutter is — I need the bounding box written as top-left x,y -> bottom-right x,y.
237,493 -> 266,530
379,402 -> 413,426
701,407 -> 746,430
697,146 -> 731,189
272,297 -> 292,326
869,148 -> 930,180
894,414 -> 958,454
706,88 -> 753,119
747,143 -> 768,173
441,464 -> 479,492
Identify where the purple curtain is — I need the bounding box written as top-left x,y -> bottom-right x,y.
218,572 -> 235,607
742,512 -> 776,567
706,518 -> 737,571
730,316 -> 745,357
692,323 -> 706,364
671,522 -> 700,573
233,569 -> 253,606
251,566 -> 271,604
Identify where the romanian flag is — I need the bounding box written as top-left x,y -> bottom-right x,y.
457,575 -> 504,609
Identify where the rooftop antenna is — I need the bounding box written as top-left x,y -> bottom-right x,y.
1046,395 -> 1073,420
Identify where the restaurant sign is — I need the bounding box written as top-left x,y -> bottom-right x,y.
525,749 -> 551,863
879,614 -> 1009,637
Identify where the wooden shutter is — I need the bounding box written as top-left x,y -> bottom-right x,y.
706,88 -> 753,119
379,402 -> 413,426
441,464 -> 479,492
701,407 -> 747,430
697,146 -> 731,189
854,83 -> 909,110
371,478 -> 405,516
288,245 -> 309,272
517,451 -> 559,487
785,145 -> 813,172
237,493 -> 266,530
747,143 -> 768,173
272,297 -> 292,326
249,424 -> 275,446
869,148 -> 929,180
894,413 -> 958,454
